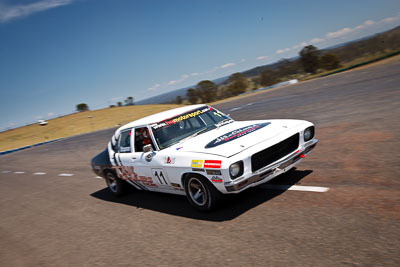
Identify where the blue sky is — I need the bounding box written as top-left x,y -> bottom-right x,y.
0,0 -> 399,131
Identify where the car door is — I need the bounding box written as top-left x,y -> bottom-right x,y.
117,126 -> 173,191
112,128 -> 145,190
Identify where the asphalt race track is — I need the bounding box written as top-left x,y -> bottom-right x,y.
1,60 -> 400,266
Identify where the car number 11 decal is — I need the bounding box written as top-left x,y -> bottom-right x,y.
151,168 -> 169,186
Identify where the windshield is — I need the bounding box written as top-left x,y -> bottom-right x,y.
150,106 -> 231,149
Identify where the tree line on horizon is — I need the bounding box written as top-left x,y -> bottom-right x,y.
174,25 -> 400,104
76,96 -> 135,112
179,44 -> 341,104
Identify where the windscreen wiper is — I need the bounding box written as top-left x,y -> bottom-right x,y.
179,127 -> 211,143
215,118 -> 233,128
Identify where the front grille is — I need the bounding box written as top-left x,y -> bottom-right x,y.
251,133 -> 299,172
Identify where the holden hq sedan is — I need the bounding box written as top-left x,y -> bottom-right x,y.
91,104 -> 318,210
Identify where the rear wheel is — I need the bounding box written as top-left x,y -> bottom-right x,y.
105,171 -> 128,196
184,174 -> 220,211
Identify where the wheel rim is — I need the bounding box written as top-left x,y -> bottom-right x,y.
188,177 -> 207,206
106,173 -> 118,193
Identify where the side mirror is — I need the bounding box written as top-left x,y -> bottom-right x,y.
143,144 -> 153,153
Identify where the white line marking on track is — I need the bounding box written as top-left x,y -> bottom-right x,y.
1,171 -> 11,173
34,172 -> 46,175
58,173 -> 74,177
262,184 -> 329,193
14,171 -> 25,174
94,176 -> 103,179
229,107 -> 242,112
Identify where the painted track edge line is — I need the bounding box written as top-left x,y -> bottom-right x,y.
0,138 -> 65,155
262,184 -> 329,193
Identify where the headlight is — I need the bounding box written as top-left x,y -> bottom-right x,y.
229,161 -> 243,179
304,126 -> 315,142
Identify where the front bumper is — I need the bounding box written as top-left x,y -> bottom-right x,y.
224,139 -> 318,192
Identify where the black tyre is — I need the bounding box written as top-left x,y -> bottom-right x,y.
184,174 -> 221,211
104,171 -> 128,196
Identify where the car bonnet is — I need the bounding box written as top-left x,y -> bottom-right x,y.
171,119 -> 304,157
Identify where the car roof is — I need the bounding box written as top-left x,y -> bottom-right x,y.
117,104 -> 207,132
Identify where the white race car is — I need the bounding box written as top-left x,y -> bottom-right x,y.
91,104 -> 318,210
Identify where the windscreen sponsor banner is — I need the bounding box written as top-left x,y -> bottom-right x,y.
151,107 -> 210,130
205,122 -> 271,148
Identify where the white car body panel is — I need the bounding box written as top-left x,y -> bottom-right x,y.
99,105 -> 318,196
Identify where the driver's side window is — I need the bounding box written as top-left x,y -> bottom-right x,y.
134,127 -> 155,152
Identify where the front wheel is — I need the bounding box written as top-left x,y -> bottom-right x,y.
104,171 -> 128,196
184,175 -> 220,211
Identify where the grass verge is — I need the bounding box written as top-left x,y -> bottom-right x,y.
0,104 -> 181,151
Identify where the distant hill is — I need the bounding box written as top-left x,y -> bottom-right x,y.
136,86 -> 192,105
136,76 -> 229,105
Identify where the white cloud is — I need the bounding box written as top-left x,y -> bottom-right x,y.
325,18 -> 383,40
47,112 -> 55,117
166,73 -> 192,87
168,80 -> 177,85
148,83 -> 160,91
293,41 -> 308,49
241,59 -> 246,62
256,56 -> 269,60
279,14 -> 398,59
191,73 -> 199,76
381,16 -> 399,24
326,27 -> 353,39
204,66 -> 219,74
276,48 -> 290,54
364,20 -> 375,26
0,0 -> 76,23
354,24 -> 365,30
355,20 -> 376,30
220,63 -> 236,69
110,96 -> 122,101
311,38 -> 324,44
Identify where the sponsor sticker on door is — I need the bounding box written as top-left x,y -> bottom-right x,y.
164,156 -> 175,164
191,160 -> 203,168
211,176 -> 223,183
204,160 -> 222,169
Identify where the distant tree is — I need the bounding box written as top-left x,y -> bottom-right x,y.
196,80 -> 217,102
277,59 -> 291,76
186,88 -> 198,104
299,45 -> 320,73
277,58 -> 301,76
76,103 -> 89,112
109,105 -> 116,108
125,96 -> 134,106
117,101 -> 123,107
175,96 -> 183,104
260,70 -> 277,87
319,53 -> 341,70
228,72 -> 246,83
226,72 -> 248,96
